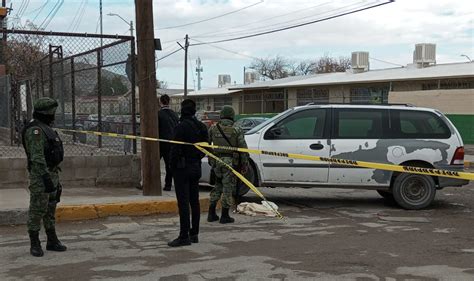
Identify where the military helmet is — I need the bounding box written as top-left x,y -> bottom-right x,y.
33,97 -> 58,115
220,105 -> 235,120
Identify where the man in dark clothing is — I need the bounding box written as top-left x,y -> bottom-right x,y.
168,99 -> 208,247
158,94 -> 179,191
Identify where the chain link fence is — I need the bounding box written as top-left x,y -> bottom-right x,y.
0,30 -> 137,158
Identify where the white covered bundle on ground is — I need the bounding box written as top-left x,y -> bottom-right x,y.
236,201 -> 279,217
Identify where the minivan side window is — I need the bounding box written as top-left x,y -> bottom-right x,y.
391,110 -> 451,139
334,109 -> 386,139
268,109 -> 327,139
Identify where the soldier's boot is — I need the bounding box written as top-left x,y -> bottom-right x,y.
45,229 -> 67,252
28,231 -> 44,257
207,203 -> 219,222
219,208 -> 235,224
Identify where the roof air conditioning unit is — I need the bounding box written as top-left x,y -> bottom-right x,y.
351,51 -> 369,73
218,74 -> 231,88
413,43 -> 436,67
244,72 -> 259,84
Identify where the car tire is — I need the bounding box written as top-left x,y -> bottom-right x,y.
392,173 -> 436,210
234,164 -> 256,197
376,190 -> 394,200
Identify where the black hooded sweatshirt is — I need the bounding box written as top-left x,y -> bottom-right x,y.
169,105 -> 209,168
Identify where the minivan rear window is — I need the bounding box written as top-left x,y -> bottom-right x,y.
390,110 -> 451,139
334,109 -> 386,139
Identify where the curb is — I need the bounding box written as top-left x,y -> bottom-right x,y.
1,198 -> 211,225
56,197 -> 211,222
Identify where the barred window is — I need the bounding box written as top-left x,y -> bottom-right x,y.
213,97 -> 232,111
296,88 -> 329,106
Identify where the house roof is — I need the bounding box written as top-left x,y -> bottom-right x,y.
229,62 -> 474,90
174,87 -> 241,97
157,88 -> 190,96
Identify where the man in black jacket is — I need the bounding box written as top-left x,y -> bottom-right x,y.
168,99 -> 208,247
158,94 -> 179,191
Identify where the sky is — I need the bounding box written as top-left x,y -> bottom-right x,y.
7,0 -> 474,90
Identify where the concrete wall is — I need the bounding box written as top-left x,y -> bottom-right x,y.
0,155 -> 141,189
388,89 -> 474,114
0,127 -> 10,144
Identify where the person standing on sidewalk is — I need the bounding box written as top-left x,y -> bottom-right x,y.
207,106 -> 249,224
158,94 -> 179,191
21,97 -> 67,257
168,99 -> 208,247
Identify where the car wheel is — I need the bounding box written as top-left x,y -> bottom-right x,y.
392,173 -> 436,210
376,190 -> 394,200
234,164 -> 256,197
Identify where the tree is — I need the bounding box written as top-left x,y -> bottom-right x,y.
249,55 -> 292,80
100,75 -> 129,96
5,34 -> 46,79
250,54 -> 351,80
314,55 -> 351,73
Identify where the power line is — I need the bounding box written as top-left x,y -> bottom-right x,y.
68,0 -> 86,32
195,0 -> 370,40
190,38 -> 258,60
157,48 -> 182,62
156,0 -> 264,30
39,0 -> 64,30
369,57 -> 404,67
31,0 -> 50,23
137,48 -> 184,85
190,0 -> 394,46
193,1 -> 331,39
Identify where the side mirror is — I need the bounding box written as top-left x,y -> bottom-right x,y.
264,127 -> 282,140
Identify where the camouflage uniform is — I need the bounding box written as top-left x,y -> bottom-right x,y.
208,106 -> 248,223
22,97 -> 67,257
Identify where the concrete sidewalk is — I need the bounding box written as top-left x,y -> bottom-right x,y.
0,186 -> 213,226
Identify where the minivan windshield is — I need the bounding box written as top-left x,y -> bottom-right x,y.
246,108 -> 294,135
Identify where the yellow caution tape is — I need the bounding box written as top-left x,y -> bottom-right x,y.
194,145 -> 284,219
58,128 -> 283,218
58,128 -> 474,182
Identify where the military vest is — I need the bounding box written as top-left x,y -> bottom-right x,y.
22,120 -> 64,170
211,122 -> 238,157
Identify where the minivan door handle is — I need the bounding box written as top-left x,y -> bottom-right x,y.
310,143 -> 324,150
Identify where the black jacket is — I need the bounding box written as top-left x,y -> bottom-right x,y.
170,116 -> 209,168
158,107 -> 179,149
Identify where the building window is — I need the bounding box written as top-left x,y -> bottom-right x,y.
296,88 -> 329,105
243,93 -> 262,114
194,98 -> 206,111
350,86 -> 389,104
213,97 -> 232,111
263,91 -> 285,113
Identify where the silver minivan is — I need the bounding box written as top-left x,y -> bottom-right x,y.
201,104 -> 468,210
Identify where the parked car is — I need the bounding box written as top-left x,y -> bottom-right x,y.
54,113 -> 86,143
234,117 -> 269,132
196,111 -> 220,128
200,104 -> 468,210
84,114 -> 99,131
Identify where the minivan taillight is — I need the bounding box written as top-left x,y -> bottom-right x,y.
451,147 -> 464,165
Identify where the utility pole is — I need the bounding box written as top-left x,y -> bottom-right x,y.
135,0 -> 161,196
184,34 -> 189,97
0,0 -> 7,76
99,0 -> 103,46
196,57 -> 203,90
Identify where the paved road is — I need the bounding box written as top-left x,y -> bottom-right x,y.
1,181 -> 474,280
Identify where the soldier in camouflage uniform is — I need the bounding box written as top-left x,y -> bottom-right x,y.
207,106 -> 249,224
22,97 -> 67,257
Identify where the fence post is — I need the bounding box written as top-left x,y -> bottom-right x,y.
40,63 -> 45,97
71,57 -> 76,143
97,50 -> 102,148
26,80 -> 32,120
48,45 -> 54,98
130,38 -> 137,154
